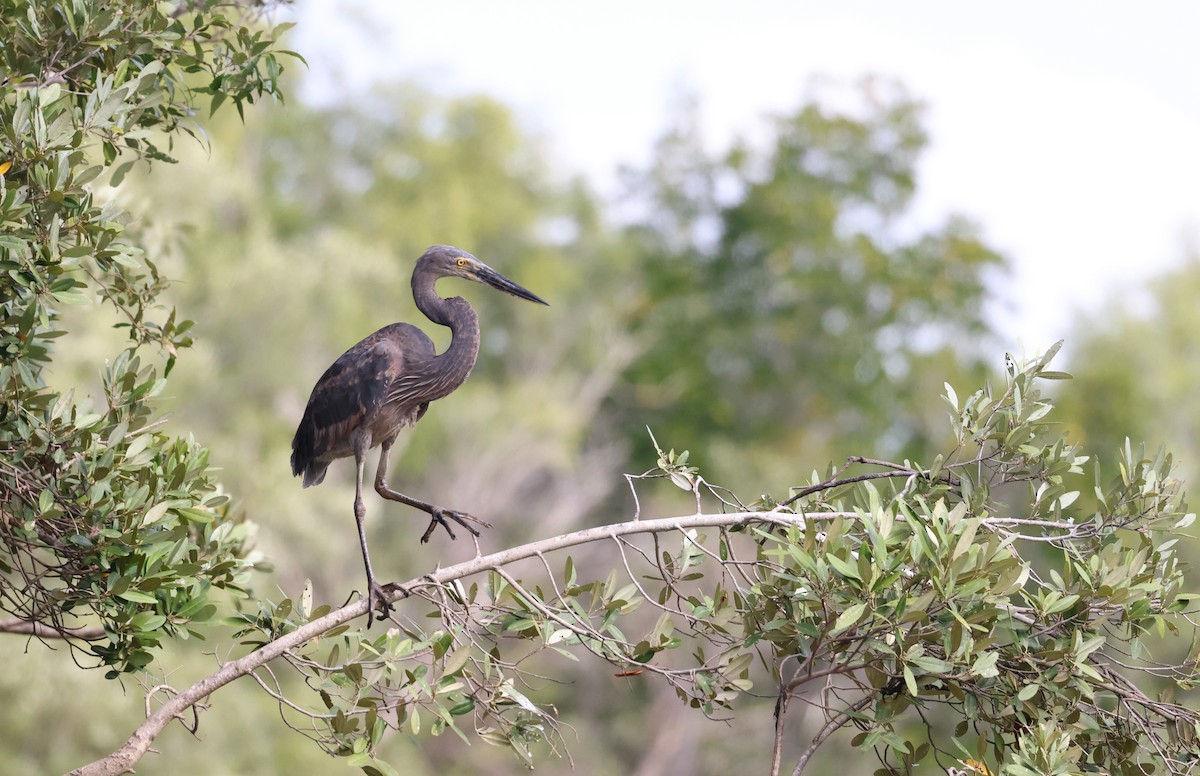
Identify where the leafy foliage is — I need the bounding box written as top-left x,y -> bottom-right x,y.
0,0 -> 297,673
764,346 -> 1195,774
220,346 -> 1197,776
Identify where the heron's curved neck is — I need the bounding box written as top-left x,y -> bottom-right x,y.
412,269 -> 481,400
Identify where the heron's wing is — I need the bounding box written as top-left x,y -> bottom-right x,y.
381,325 -> 439,408
290,324 -> 434,481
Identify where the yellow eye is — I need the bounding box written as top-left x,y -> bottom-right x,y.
456,258 -> 467,268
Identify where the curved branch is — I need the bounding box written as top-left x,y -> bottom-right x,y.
781,455 -> 960,507
67,503 -> 1089,775
0,617 -> 106,641
66,509 -> 823,776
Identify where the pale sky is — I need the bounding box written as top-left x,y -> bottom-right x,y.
291,1 -> 1200,353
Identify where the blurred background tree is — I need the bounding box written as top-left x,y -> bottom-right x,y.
1057,252 -> 1200,483
615,82 -> 1007,493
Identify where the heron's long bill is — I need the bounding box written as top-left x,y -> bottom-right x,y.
476,265 -> 549,306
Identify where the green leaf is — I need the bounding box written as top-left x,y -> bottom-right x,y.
361,759 -> 401,776
827,553 -> 861,581
141,502 -> 170,527
909,655 -> 952,674
833,602 -> 867,633
971,651 -> 999,678
546,628 -> 574,645
499,682 -> 541,714
299,579 -> 312,619
441,645 -> 472,678
130,612 -> 167,632
1074,635 -> 1106,662
118,590 -> 159,605
1043,594 -> 1079,615
176,507 -> 215,525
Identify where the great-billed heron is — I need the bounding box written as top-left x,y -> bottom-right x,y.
290,245 -> 548,624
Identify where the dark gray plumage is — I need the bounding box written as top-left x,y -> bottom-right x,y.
291,245 -> 548,625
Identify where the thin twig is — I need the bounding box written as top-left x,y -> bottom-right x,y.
0,617 -> 106,641
790,693 -> 875,775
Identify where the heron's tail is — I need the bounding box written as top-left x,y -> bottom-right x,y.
294,457 -> 328,488
290,427 -> 328,487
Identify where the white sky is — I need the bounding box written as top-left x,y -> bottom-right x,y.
291,1 -> 1200,353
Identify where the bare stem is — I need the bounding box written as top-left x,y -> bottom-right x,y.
790,693 -> 875,776
0,618 -> 105,641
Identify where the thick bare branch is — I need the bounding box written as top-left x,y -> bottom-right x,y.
66,509 -> 820,776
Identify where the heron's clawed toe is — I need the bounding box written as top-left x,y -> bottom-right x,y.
365,579 -> 395,627
420,507 -> 492,543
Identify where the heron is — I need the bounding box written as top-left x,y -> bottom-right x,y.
290,245 -> 548,625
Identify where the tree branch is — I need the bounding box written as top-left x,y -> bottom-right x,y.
66,503 -> 1106,775
790,692 -> 875,776
66,509 -> 822,776
0,617 -> 106,641
781,455 -> 959,507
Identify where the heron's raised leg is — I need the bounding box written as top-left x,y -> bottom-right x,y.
374,436 -> 492,543
353,438 -> 393,626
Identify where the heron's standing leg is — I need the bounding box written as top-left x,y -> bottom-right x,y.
353,436 -> 393,626
374,436 -> 492,543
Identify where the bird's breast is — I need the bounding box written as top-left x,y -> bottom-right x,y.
367,401 -> 424,446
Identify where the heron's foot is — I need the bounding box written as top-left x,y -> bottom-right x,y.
420,507 -> 492,544
365,578 -> 395,627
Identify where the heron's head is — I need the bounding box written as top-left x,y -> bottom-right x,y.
418,245 -> 549,306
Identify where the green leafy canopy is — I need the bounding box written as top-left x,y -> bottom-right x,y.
0,0 -> 299,673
